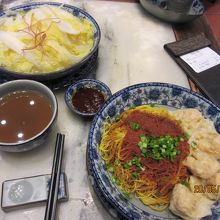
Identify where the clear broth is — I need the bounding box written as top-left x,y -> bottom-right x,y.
0,90 -> 53,143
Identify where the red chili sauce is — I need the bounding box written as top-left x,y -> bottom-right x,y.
122,111 -> 190,161
121,110 -> 190,194
72,87 -> 105,114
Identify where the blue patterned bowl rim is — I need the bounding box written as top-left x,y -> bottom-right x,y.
65,79 -> 112,117
148,0 -> 204,15
0,2 -> 101,80
88,82 -> 220,220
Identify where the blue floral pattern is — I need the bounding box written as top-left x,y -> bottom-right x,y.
133,98 -> 142,106
87,82 -> 220,220
215,118 -> 220,134
65,79 -> 112,117
122,90 -> 130,101
207,106 -> 219,117
150,0 -> 204,15
149,89 -> 160,101
171,88 -> 182,96
107,106 -> 117,117
0,2 -> 101,84
183,97 -> 198,108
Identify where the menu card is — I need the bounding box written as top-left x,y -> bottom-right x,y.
180,47 -> 220,73
164,34 -> 220,108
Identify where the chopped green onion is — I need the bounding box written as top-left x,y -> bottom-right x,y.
136,167 -> 142,172
150,103 -> 156,107
108,167 -> 114,173
137,134 -> 182,161
115,113 -> 121,122
184,132 -> 190,140
124,162 -> 131,169
128,105 -> 135,110
110,176 -> 116,183
182,178 -> 190,189
132,173 -> 139,179
130,122 -> 141,131
128,160 -> 132,166
140,134 -> 147,142
121,191 -> 130,199
115,161 -> 121,167
190,141 -> 197,150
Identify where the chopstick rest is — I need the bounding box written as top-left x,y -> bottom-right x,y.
44,133 -> 65,220
1,172 -> 68,212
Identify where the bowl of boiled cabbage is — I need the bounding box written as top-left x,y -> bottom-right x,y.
0,2 -> 101,81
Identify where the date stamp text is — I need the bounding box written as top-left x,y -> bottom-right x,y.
194,185 -> 220,193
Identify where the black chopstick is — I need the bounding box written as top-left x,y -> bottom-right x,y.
44,133 -> 65,220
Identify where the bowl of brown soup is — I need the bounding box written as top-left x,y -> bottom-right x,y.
65,79 -> 112,117
0,80 -> 58,152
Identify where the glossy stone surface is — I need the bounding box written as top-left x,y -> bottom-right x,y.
0,0 -> 192,219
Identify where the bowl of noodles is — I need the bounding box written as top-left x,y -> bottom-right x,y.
0,2 -> 100,81
87,82 -> 220,220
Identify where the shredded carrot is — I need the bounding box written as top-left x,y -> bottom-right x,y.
20,15 -> 60,59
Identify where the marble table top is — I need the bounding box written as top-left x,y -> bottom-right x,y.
0,0 -> 190,219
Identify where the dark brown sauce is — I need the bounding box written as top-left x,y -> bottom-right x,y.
0,90 -> 53,143
72,87 -> 105,114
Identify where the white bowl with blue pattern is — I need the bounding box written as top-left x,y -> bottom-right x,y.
140,0 -> 204,23
87,82 -> 220,220
0,2 -> 101,81
65,79 -> 112,117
